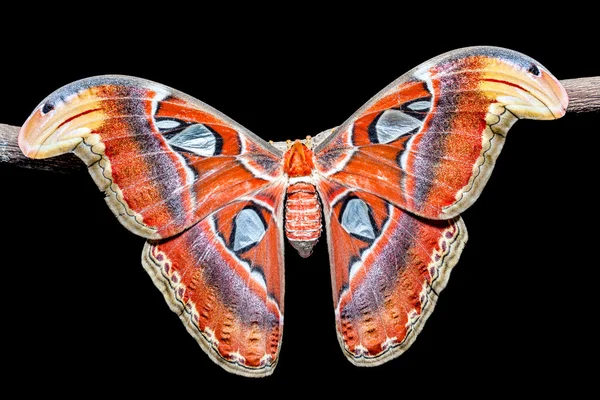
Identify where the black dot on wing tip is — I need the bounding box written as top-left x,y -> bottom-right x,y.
527,64 -> 541,76
41,102 -> 54,115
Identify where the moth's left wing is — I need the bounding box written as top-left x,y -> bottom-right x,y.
17,75 -> 287,377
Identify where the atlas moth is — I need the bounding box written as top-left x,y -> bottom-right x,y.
18,46 -> 568,377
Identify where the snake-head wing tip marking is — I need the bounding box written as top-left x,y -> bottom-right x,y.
446,46 -> 568,120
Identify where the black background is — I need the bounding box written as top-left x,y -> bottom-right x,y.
1,8 -> 598,396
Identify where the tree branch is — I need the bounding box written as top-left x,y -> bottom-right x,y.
1,77 -> 599,173
560,77 -> 600,113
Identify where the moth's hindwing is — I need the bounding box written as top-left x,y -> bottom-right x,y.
142,183 -> 286,377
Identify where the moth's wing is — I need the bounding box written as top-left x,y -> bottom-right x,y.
18,76 -> 287,377
314,46 -> 568,220
143,182 -> 287,377
313,46 -> 567,365
19,75 -> 284,239
316,180 -> 467,364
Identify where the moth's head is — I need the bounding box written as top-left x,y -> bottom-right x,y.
460,47 -> 569,120
19,81 -> 105,159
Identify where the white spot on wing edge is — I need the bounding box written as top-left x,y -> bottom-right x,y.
259,353 -> 274,367
204,327 -> 219,347
381,336 -> 398,351
353,344 -> 368,356
228,350 -> 247,364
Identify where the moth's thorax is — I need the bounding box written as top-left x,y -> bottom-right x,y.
283,140 -> 315,177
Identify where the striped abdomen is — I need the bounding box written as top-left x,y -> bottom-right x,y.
285,182 -> 322,258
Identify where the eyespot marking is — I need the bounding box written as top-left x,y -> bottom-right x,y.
232,207 -> 267,252
527,64 -> 541,76
373,109 -> 422,144
168,124 -> 221,157
41,102 -> 55,115
340,198 -> 376,241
